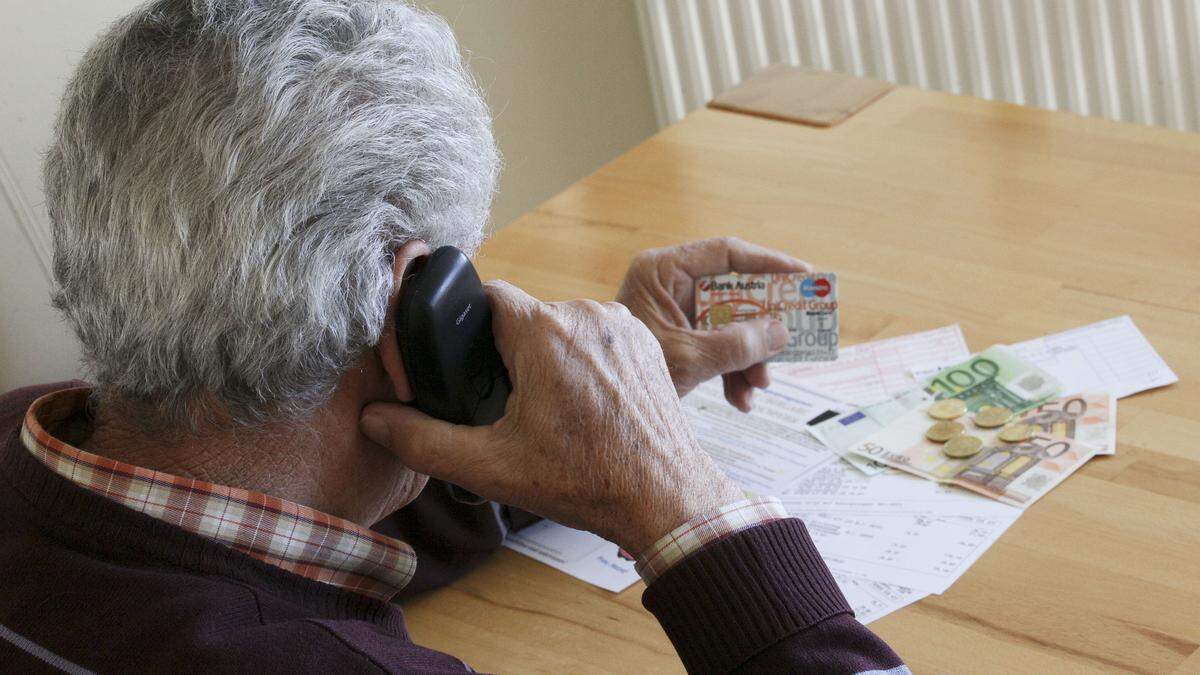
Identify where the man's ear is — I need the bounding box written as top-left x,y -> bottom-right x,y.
379,240 -> 433,402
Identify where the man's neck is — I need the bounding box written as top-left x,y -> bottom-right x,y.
80,363 -> 422,527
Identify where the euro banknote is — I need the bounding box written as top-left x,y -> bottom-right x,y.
808,388 -> 934,475
1017,392 -> 1117,455
847,403 -> 1099,508
922,345 -> 1061,414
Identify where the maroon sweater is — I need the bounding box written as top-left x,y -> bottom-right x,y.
0,383 -> 905,673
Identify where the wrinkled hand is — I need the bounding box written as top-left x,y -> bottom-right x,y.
360,281 -> 742,554
616,237 -> 811,412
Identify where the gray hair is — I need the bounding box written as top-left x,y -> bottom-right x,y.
44,0 -> 498,426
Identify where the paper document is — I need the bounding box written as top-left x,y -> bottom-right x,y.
783,462 -> 1020,594
793,507 -> 1018,594
682,377 -> 847,494
783,458 -> 1019,515
503,521 -> 640,593
834,572 -> 926,625
1010,315 -> 1178,399
777,325 -> 970,406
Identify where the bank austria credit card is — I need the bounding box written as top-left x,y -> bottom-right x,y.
694,272 -> 838,362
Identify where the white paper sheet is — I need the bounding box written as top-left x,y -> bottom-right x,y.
795,508 -> 1018,595
782,460 -> 1011,515
682,377 -> 848,495
776,325 -> 970,406
1010,315 -> 1178,399
782,462 -> 1020,594
834,572 -> 927,625
503,521 -> 640,592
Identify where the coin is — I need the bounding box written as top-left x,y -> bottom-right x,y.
997,422 -> 1035,443
973,405 -> 1014,428
928,398 -> 967,420
942,434 -> 984,459
925,421 -> 965,443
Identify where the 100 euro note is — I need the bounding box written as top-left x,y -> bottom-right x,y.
808,388 -> 934,475
1017,392 -> 1117,455
847,404 -> 1099,508
922,345 -> 1061,413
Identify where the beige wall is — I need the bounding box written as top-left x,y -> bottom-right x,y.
423,0 -> 657,229
0,1 -> 657,391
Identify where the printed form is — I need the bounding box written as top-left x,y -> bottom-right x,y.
681,376 -> 848,494
503,520 -> 640,592
835,572 -> 926,625
776,325 -> 970,406
1010,315 -> 1178,399
782,464 -> 1019,594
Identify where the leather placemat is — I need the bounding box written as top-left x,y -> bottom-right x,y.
708,65 -> 894,128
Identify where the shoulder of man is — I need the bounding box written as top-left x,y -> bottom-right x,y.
0,382 -> 471,674
1,533 -> 470,673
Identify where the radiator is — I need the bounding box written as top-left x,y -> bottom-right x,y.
635,0 -> 1200,132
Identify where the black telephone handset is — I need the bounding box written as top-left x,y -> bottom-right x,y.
395,246 -> 511,503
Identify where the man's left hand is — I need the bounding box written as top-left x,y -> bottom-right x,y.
616,237 -> 812,412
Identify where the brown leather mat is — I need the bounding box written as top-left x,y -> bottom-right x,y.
708,65 -> 894,127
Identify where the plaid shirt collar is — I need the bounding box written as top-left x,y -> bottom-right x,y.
21,387 -> 416,602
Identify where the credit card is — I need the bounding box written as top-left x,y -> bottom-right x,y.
694,272 -> 838,362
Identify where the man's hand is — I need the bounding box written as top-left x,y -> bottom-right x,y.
616,237 -> 812,412
360,281 -> 743,554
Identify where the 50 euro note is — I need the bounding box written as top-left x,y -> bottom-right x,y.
1017,392 -> 1117,455
847,405 -> 1099,508
808,388 -> 934,475
922,345 -> 1060,414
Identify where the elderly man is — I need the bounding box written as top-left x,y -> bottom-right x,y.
0,1 -> 907,672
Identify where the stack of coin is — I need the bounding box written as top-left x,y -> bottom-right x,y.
924,398 -> 984,459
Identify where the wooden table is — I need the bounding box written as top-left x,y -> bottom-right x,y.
403,84 -> 1200,673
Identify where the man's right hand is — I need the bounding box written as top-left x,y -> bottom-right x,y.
360,281 -> 742,554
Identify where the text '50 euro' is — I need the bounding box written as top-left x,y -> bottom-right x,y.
694,272 -> 839,362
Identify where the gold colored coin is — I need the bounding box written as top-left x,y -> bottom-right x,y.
942,434 -> 984,459
998,422 -> 1035,443
973,405 -> 1014,428
925,421 -> 965,443
928,398 -> 967,420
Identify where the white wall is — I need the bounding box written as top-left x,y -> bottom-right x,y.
0,1 -> 657,391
